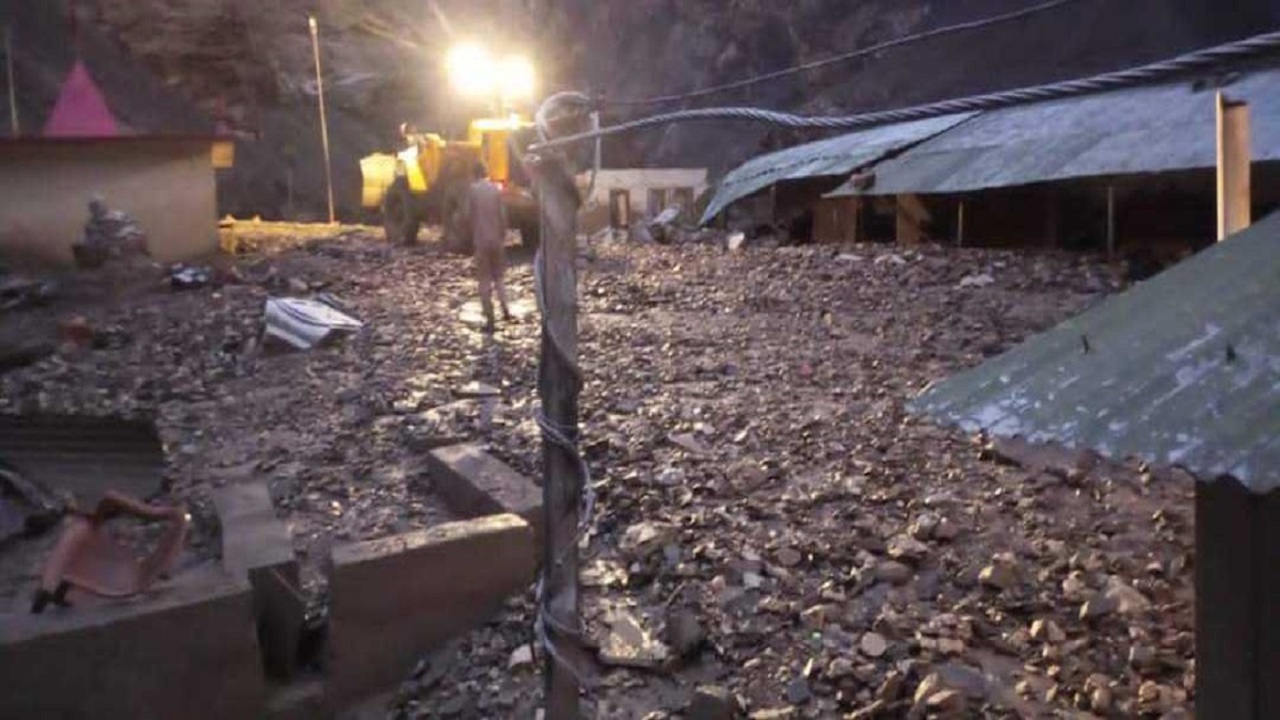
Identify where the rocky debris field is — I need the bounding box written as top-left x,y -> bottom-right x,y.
0,227 -> 1194,718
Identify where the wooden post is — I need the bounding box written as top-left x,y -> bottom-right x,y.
896,194 -> 929,245
956,199 -> 966,247
533,155 -> 583,719
1196,479 -> 1280,718
1217,92 -> 1251,240
309,16 -> 336,225
1106,185 -> 1116,259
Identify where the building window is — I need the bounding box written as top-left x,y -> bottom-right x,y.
671,187 -> 695,218
647,188 -> 669,216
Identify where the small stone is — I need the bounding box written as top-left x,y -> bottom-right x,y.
508,644 -> 534,670
1030,619 -> 1066,643
666,608 -> 707,659
860,632 -> 889,659
1138,680 -> 1161,705
876,672 -> 906,702
1104,578 -> 1151,614
827,657 -> 856,680
1061,573 -> 1089,600
786,677 -> 813,705
688,685 -> 741,720
1090,686 -> 1113,713
801,604 -> 837,629
775,547 -> 803,568
933,518 -> 962,541
743,571 -> 764,589
454,381 -> 502,398
887,535 -> 930,563
875,561 -> 914,586
749,708 -> 796,719
1080,593 -> 1120,620
979,564 -> 1017,591
620,522 -> 676,561
1129,643 -> 1157,670
909,514 -> 939,540
913,673 -> 943,705
925,689 -> 967,715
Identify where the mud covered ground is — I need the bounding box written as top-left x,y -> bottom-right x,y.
0,226 -> 1194,718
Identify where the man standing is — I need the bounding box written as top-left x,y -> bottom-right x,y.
465,162 -> 512,333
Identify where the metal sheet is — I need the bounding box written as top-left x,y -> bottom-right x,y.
910,211 -> 1280,493
829,67 -> 1280,196
700,113 -> 975,224
0,414 -> 166,505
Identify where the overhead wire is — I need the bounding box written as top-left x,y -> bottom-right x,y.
603,0 -> 1086,107
531,29 -> 1280,152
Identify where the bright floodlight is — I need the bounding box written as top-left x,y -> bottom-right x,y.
500,56 -> 536,100
447,43 -> 496,96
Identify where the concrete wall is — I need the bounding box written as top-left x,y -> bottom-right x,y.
0,138 -> 219,265
578,169 -> 709,229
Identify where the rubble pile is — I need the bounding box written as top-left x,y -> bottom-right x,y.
0,231 -> 1194,718
72,197 -> 150,269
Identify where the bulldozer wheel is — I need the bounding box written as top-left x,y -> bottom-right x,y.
383,178 -> 420,246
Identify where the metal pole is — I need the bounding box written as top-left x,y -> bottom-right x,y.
533,154 -> 583,719
5,27 -> 18,136
957,199 -> 965,247
309,16 -> 336,225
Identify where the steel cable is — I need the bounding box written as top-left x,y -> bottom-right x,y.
605,0 -> 1085,107
532,30 -> 1280,152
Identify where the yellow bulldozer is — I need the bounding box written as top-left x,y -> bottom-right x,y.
359,116 -> 540,251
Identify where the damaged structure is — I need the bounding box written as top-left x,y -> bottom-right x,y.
705,65 -> 1280,256
0,5 -> 232,266
911,209 -> 1280,719
579,168 -> 710,233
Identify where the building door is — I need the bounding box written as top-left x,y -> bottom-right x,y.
609,189 -> 632,229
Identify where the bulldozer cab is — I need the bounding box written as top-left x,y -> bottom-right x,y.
360,116 -> 538,249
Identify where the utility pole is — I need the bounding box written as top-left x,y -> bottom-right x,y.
309,16 -> 336,225
533,153 -> 584,719
5,27 -> 18,136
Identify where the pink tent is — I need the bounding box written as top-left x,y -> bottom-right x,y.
43,61 -> 120,138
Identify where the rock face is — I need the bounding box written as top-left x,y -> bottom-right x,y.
64,0 -> 1280,219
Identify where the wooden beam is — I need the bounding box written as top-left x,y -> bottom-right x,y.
896,194 -> 930,245
1217,93 -> 1252,240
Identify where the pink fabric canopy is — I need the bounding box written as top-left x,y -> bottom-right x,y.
43,61 -> 120,138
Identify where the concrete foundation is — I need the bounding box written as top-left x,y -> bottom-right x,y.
0,567 -> 266,720
213,481 -> 305,679
328,514 -> 536,706
426,444 -> 544,548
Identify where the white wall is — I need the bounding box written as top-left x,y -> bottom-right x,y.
0,138 -> 219,266
578,168 -> 709,216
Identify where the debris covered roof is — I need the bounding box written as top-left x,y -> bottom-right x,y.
829,66 -> 1280,197
699,113 -> 973,224
911,211 -> 1280,492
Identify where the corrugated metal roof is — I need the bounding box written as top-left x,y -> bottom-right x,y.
700,113 -> 974,224
829,67 -> 1280,197
0,415 -> 166,505
910,211 -> 1280,493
